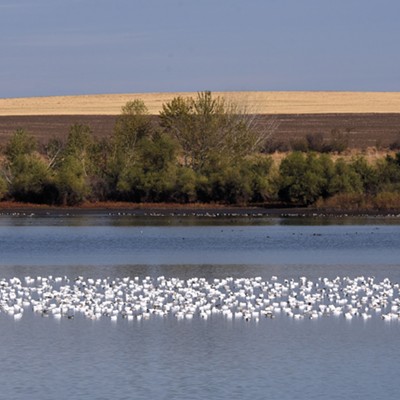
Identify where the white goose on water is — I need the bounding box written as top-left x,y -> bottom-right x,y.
0,275 -> 399,323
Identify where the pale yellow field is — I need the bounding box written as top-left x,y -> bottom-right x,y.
0,91 -> 400,116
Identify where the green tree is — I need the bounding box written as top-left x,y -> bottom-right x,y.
328,159 -> 363,195
247,155 -> 274,202
56,155 -> 89,205
2,129 -> 53,203
116,133 -> 178,202
54,124 -> 96,205
108,100 -> 153,195
113,99 -> 152,162
278,152 -> 330,205
375,153 -> 400,192
64,123 -> 95,175
207,155 -> 273,204
173,167 -> 199,203
8,155 -> 52,202
351,157 -> 379,195
4,129 -> 36,163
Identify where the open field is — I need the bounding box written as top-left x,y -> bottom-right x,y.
0,91 -> 399,148
1,91 -> 400,116
1,113 -> 400,149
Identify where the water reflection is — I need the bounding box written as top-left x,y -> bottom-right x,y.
1,306 -> 399,400
0,222 -> 400,267
1,214 -> 400,227
2,263 -> 400,284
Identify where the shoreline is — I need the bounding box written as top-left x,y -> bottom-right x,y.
1,202 -> 400,218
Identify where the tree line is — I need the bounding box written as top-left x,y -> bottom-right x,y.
1,91 -> 400,209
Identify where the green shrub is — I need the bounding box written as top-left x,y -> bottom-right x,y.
351,157 -> 379,195
328,159 -> 363,195
278,152 -> 329,205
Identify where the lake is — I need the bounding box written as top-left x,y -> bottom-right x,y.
0,214 -> 399,400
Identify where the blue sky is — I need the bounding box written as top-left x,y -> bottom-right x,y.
1,0 -> 400,98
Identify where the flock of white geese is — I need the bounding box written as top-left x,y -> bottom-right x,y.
0,275 -> 399,322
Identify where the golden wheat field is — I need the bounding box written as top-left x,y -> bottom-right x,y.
1,91 -> 400,116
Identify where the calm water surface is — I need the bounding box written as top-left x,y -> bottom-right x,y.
1,215 -> 400,400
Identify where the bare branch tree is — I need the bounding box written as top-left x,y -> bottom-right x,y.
160,91 -> 279,171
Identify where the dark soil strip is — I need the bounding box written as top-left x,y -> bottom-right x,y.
1,113 -> 400,148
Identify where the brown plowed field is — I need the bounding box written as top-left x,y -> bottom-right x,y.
0,113 -> 399,149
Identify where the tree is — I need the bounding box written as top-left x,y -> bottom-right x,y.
328,159 -> 363,195
375,153 -> 400,192
108,100 -> 154,196
54,124 -> 96,205
159,96 -> 194,167
2,129 -> 53,203
205,155 -> 273,204
8,155 -> 52,202
64,123 -> 95,175
43,137 -> 64,170
278,152 -> 331,205
116,133 -> 178,202
351,157 -> 379,195
4,129 -> 36,163
56,155 -> 90,205
113,99 -> 152,159
173,167 -> 199,203
160,91 -> 272,172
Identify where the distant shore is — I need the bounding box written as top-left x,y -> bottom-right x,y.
0,201 -> 399,218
